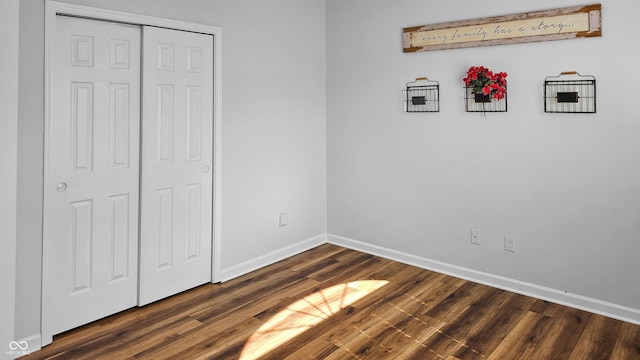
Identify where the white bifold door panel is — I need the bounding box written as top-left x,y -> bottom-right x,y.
44,16 -> 141,336
44,15 -> 214,338
138,26 -> 213,305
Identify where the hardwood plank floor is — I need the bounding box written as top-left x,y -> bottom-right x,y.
24,244 -> 640,359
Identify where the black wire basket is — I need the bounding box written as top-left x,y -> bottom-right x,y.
464,86 -> 507,113
404,77 -> 439,113
544,72 -> 596,113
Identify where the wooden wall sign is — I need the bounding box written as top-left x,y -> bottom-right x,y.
403,4 -> 601,52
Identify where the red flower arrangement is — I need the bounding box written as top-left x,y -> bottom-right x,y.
463,66 -> 508,100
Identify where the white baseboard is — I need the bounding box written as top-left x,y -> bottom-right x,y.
328,234 -> 640,326
12,333 -> 40,359
219,234 -> 327,282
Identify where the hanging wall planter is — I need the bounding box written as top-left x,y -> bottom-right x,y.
404,77 -> 440,112
544,71 -> 596,113
465,86 -> 507,112
463,66 -> 508,113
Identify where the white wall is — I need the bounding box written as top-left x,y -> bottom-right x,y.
16,0 -> 326,344
327,0 -> 640,322
1,1 -> 20,358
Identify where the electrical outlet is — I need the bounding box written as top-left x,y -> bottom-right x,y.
471,229 -> 480,245
504,235 -> 516,252
279,212 -> 288,227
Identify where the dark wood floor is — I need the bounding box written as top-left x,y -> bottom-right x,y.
24,244 -> 640,359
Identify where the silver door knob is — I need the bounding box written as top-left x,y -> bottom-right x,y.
202,165 -> 210,173
56,183 -> 68,192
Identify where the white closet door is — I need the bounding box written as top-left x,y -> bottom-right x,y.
138,26 -> 214,305
43,16 -> 141,336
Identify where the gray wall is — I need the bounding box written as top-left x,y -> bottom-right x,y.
1,0 -> 20,357
327,0 -> 640,313
16,0 -> 327,341
15,0 -> 640,347
16,0 -> 45,343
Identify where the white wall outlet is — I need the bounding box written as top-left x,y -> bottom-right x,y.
471,229 -> 480,245
504,235 -> 516,252
279,212 -> 288,227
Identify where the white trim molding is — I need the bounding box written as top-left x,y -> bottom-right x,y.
328,234 -> 640,326
219,234 -> 327,282
43,0 -> 223,345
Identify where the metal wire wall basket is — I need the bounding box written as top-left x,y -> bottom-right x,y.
464,86 -> 507,113
544,72 -> 596,113
404,77 -> 439,113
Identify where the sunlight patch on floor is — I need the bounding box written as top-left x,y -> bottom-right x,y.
240,280 -> 389,360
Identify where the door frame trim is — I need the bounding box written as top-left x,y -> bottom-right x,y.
43,0 -> 223,345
